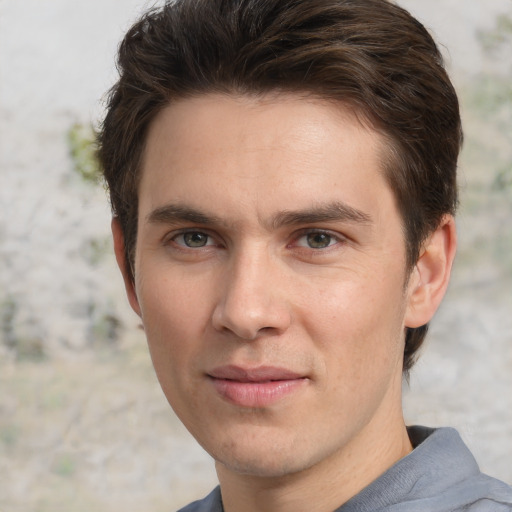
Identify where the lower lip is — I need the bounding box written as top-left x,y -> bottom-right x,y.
210,378 -> 307,407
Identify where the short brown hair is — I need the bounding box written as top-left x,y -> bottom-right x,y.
98,0 -> 462,373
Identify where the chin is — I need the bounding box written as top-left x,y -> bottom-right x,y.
212,441 -> 320,479
219,457 -> 302,478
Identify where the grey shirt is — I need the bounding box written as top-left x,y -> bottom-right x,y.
178,426 -> 512,511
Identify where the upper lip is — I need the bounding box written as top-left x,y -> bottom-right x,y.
208,365 -> 305,382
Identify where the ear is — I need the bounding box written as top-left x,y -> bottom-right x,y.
111,217 -> 142,317
404,215 -> 457,328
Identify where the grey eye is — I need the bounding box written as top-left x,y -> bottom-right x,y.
306,232 -> 332,249
182,232 -> 210,247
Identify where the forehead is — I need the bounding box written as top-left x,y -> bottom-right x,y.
139,93 -> 394,225
145,93 -> 382,159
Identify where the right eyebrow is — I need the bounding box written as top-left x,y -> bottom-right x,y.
146,204 -> 223,226
270,201 -> 373,230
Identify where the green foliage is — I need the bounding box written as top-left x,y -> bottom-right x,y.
52,453 -> 76,477
91,312 -> 122,347
469,75 -> 512,117
474,9 -> 512,191
479,12 -> 512,57
0,296 -> 45,361
1,295 -> 17,350
493,165 -> 512,190
67,123 -> 101,185
0,424 -> 19,449
81,236 -> 113,266
86,300 -> 122,349
14,337 -> 46,361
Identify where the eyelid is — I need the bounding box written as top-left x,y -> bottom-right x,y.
164,228 -> 220,248
290,228 -> 348,249
162,227 -> 348,251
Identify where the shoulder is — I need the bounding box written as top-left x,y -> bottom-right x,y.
176,486 -> 223,512
341,426 -> 512,512
461,498 -> 512,511
457,474 -> 512,511
409,427 -> 512,511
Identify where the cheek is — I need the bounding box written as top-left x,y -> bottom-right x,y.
299,273 -> 406,368
135,270 -> 207,370
137,264 -> 212,325
136,277 -> 206,410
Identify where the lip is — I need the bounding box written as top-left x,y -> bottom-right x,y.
207,365 -> 308,407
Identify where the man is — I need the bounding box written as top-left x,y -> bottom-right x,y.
98,0 -> 512,510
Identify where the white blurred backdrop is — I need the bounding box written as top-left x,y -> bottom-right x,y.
0,1 -> 511,510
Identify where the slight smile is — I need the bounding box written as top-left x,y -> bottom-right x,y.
208,366 -> 309,408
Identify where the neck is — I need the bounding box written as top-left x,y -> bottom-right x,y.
216,409 -> 413,512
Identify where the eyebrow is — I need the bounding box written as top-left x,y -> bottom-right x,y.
146,201 -> 373,229
271,201 -> 373,229
147,204 -> 223,226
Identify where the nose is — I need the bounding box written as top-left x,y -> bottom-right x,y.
211,249 -> 292,340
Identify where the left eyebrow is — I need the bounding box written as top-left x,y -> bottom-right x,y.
146,204 -> 224,226
270,201 -> 373,229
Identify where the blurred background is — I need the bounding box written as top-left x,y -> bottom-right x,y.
0,0 -> 511,510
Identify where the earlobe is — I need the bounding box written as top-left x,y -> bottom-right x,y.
404,215 -> 457,328
111,218 -> 142,317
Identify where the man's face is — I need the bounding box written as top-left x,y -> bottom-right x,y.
129,94 -> 416,478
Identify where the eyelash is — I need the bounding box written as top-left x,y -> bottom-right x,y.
166,228 -> 346,252
167,230 -> 220,249
291,229 -> 345,250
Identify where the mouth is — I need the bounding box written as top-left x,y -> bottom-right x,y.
207,365 -> 308,407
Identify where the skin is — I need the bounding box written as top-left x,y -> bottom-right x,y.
113,93 -> 456,512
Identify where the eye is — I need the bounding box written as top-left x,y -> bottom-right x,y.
295,231 -> 339,249
172,231 -> 214,248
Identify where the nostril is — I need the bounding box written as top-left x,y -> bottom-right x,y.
211,272 -> 292,338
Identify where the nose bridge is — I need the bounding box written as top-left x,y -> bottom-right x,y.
212,241 -> 291,339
